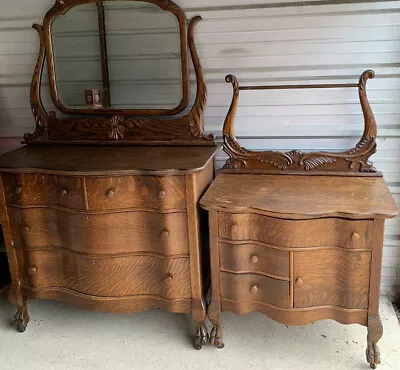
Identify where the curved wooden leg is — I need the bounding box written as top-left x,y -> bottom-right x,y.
192,297 -> 208,350
13,299 -> 29,333
208,300 -> 224,349
366,314 -> 383,369
193,322 -> 209,350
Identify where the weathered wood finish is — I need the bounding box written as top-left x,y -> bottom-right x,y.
2,173 -> 85,210
17,250 -> 191,299
86,175 -> 186,211
219,242 -> 290,279
294,249 -> 371,309
0,145 -> 216,349
222,71 -> 379,174
201,174 -> 398,220
9,208 -> 189,255
220,272 -> 291,308
0,146 -> 218,176
201,173 -> 398,367
219,213 -> 373,250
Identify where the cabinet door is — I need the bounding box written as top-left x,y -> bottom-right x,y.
294,249 -> 371,309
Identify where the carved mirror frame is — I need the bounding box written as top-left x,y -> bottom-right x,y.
222,70 -> 380,175
26,0 -> 215,145
45,0 -> 189,117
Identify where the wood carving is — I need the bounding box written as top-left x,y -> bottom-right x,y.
25,24 -> 48,143
222,70 -> 378,174
25,1 -> 215,145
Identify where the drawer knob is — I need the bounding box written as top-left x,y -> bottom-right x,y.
250,255 -> 258,264
295,277 -> 304,287
250,285 -> 259,294
106,188 -> 116,198
23,226 -> 30,233
160,230 -> 169,240
164,273 -> 173,282
231,224 -> 239,233
28,266 -> 37,275
352,233 -> 360,242
15,187 -> 22,195
159,190 -> 166,199
60,189 -> 68,197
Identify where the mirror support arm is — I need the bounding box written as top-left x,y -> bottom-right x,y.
25,24 -> 48,142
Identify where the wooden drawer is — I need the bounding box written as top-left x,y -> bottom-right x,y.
17,249 -> 191,299
86,176 -> 186,211
218,213 -> 373,249
9,208 -> 189,255
2,173 -> 85,210
220,272 -> 291,308
294,249 -> 371,309
219,242 -> 289,279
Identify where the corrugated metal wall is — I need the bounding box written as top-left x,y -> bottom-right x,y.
0,0 -> 399,295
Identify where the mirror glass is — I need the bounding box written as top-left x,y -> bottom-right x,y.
51,1 -> 183,111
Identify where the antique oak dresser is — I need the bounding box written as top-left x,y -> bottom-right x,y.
200,72 -> 398,367
0,0 -> 217,349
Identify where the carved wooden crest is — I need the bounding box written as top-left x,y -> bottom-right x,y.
222,71 -> 379,174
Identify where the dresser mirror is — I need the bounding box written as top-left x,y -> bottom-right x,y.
44,0 -> 189,116
51,1 -> 185,114
26,0 -> 214,145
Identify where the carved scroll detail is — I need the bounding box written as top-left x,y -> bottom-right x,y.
222,71 -> 378,174
187,16 -> 214,142
25,24 -> 48,143
25,4 -> 215,145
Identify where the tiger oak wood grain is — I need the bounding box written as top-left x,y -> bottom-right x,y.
202,172 -> 398,364
0,145 -> 218,176
22,287 -> 192,315
200,174 -> 398,219
220,272 -> 291,308
86,175 -> 186,211
2,173 -> 85,210
8,207 -> 189,255
17,250 -> 191,299
294,249 -> 371,309
218,213 -> 373,250
219,242 -> 290,279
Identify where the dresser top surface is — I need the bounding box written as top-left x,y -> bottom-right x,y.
0,145 -> 218,175
200,174 -> 398,219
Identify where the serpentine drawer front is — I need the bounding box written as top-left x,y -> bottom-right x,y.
200,173 -> 398,367
0,145 -> 217,350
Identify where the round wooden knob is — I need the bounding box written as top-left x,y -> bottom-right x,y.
28,266 -> 37,275
250,255 -> 258,264
250,285 -> 259,294
60,189 -> 68,197
15,187 -> 22,195
159,190 -> 166,199
164,273 -> 173,282
352,233 -> 360,242
231,224 -> 239,233
160,230 -> 169,240
296,277 -> 304,287
106,188 -> 116,198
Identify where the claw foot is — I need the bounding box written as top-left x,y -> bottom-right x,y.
13,306 -> 29,333
193,324 -> 208,350
209,325 -> 224,349
366,343 -> 380,369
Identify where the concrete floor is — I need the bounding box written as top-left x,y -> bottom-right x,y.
0,293 -> 399,370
